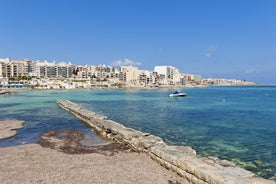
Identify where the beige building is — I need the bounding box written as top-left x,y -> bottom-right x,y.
120,66 -> 140,85
0,63 -> 2,77
0,58 -> 28,78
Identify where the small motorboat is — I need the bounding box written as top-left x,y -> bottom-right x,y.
169,91 -> 187,97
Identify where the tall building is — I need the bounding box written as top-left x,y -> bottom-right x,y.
0,58 -> 28,78
119,66 -> 140,85
0,59 -> 9,77
0,63 -> 2,77
57,62 -> 73,78
154,65 -> 181,85
36,61 -> 73,78
154,66 -> 168,79
26,59 -> 37,77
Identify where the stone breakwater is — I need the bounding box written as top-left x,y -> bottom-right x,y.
56,100 -> 273,184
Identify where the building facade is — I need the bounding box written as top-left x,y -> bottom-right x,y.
1,57 -> 201,87
0,58 -> 28,78
154,65 -> 181,85
35,61 -> 73,78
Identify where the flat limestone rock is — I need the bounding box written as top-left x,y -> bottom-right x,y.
0,90 -> 11,95
0,144 -> 190,184
0,120 -> 25,140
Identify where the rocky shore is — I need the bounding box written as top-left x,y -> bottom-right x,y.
56,100 -> 275,184
0,120 -> 189,184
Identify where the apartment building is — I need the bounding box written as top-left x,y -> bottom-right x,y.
76,65 -> 116,79
0,58 -> 74,78
119,66 -> 141,85
35,61 -> 73,78
0,58 -> 28,78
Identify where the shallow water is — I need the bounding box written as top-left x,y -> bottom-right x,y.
0,90 -> 108,147
0,87 -> 275,180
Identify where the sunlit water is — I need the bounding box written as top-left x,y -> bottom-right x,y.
0,87 -> 275,180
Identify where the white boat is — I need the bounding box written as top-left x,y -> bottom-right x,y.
169,91 -> 187,97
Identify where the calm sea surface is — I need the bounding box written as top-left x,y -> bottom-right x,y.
0,86 -> 275,180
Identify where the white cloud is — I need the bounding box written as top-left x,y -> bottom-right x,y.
111,58 -> 142,67
205,45 -> 217,58
244,69 -> 260,74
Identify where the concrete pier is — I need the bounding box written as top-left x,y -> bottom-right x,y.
56,99 -> 274,184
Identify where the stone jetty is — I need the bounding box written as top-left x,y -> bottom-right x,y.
56,100 -> 274,184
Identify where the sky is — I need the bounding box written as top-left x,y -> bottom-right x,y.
0,0 -> 275,84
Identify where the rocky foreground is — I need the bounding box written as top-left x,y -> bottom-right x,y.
0,121 -> 189,184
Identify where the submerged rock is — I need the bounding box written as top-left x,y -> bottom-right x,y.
37,130 -> 132,156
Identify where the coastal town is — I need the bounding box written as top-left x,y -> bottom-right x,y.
0,58 -> 256,90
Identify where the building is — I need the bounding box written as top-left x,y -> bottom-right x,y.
184,74 -> 201,82
36,61 -> 73,78
119,66 -> 140,85
154,66 -> 168,79
26,59 -> 37,77
0,58 -> 28,78
154,65 -> 181,85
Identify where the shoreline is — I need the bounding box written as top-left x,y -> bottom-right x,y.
1,83 -> 273,92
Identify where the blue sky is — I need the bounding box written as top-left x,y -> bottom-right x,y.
0,0 -> 275,84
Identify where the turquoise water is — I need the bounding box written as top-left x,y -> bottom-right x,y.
0,87 -> 275,180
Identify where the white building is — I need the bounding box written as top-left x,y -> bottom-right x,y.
154,65 -> 181,85
154,66 -> 168,79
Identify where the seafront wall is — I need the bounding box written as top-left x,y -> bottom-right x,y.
56,100 -> 272,184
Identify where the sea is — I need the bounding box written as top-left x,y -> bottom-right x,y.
0,86 -> 275,180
